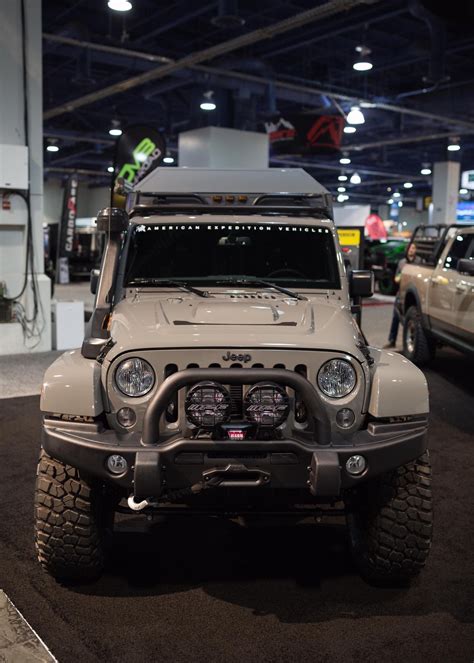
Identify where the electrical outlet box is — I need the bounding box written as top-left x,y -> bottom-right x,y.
0,145 -> 28,190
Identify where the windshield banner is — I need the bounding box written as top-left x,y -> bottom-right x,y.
263,114 -> 344,155
111,125 -> 166,206
56,173 -> 79,284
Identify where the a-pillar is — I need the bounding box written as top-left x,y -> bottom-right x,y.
0,0 -> 51,354
431,161 -> 460,225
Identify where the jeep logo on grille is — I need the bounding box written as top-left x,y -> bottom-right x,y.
222,351 -> 252,363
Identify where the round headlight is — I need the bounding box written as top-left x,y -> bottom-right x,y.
317,359 -> 356,398
115,357 -> 155,397
185,381 -> 231,428
244,382 -> 290,427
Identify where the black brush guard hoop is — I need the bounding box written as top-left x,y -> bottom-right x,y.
141,368 -> 331,447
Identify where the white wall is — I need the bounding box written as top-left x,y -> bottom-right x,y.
44,180 -> 110,224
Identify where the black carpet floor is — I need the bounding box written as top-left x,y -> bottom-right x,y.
0,349 -> 473,663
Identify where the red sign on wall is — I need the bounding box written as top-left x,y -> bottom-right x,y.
264,114 -> 344,155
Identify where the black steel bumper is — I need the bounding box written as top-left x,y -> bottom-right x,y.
42,367 -> 428,503
42,418 -> 428,501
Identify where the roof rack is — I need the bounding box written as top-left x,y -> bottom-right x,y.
129,191 -> 333,220
409,224 -> 471,265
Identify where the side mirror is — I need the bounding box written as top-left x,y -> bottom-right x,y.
350,270 -> 374,298
96,207 -> 129,233
457,258 -> 474,276
90,268 -> 100,295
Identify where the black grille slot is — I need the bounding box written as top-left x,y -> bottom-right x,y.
207,452 -> 268,460
294,364 -> 308,423
164,364 -> 178,422
229,384 -> 243,417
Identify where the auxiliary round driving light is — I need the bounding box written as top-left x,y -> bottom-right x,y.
117,407 -> 137,428
185,381 -> 231,428
244,382 -> 290,427
345,454 -> 367,476
336,408 -> 355,429
107,454 -> 128,475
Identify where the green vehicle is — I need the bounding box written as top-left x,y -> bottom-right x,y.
365,239 -> 408,295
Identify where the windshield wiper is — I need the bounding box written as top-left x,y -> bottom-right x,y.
127,278 -> 211,298
215,277 -> 307,301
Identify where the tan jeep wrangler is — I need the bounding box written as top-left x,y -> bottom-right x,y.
399,224 -> 474,364
35,168 -> 432,585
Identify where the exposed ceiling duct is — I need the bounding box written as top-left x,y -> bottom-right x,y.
43,0 -> 380,120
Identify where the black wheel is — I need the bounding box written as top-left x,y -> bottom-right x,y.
403,305 -> 436,365
34,449 -> 112,582
378,271 -> 398,296
346,452 -> 433,586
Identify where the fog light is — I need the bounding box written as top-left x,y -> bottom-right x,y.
117,407 -> 136,427
107,454 -> 128,475
336,408 -> 355,429
346,454 -> 367,476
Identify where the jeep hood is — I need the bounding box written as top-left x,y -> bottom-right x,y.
108,293 -> 365,361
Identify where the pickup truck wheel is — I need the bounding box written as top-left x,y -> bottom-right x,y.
346,452 -> 432,586
34,449 -> 110,583
403,306 -> 435,365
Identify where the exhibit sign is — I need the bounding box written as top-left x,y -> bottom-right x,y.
461,170 -> 474,190
56,173 -> 79,284
263,114 -> 344,155
111,125 -> 166,206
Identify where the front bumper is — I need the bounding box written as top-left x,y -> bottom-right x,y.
42,417 -> 428,501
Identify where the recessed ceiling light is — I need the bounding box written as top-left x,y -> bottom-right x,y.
459,188 -> 468,194
393,191 -> 401,198
163,156 -> 175,164
420,167 -> 431,175
403,182 -> 413,189
337,186 -> 346,192
339,156 -> 351,165
387,198 -> 394,204
338,174 -> 348,182
108,0 -> 132,11
343,126 -> 357,134
46,144 -> 59,152
200,90 -> 216,111
107,166 -> 114,173
353,46 -> 373,72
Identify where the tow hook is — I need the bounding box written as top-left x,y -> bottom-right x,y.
127,495 -> 157,511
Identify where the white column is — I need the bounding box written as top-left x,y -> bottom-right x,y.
431,161 -> 460,225
0,0 -> 51,354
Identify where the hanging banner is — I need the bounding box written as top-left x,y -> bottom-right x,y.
111,125 -> 166,207
263,114 -> 344,155
56,173 -> 79,284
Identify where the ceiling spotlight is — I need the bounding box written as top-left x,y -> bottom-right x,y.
387,198 -> 394,204
447,137 -> 460,152
46,142 -> 59,152
350,172 -> 361,184
109,119 -> 122,136
459,188 -> 468,195
107,165 -> 114,173
393,191 -> 401,198
403,182 -> 413,189
420,165 -> 432,175
337,194 -> 345,203
353,45 -> 373,72
398,201 -> 403,207
200,90 -> 216,111
386,186 -> 392,192
163,155 -> 175,164
337,186 -> 346,192
347,105 -> 365,125
107,0 -> 132,11
338,174 -> 348,182
343,126 -> 357,134
339,155 -> 351,165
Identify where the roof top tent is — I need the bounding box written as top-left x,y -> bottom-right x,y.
127,167 -> 334,220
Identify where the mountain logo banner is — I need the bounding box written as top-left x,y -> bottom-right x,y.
56,173 -> 79,284
112,125 -> 166,205
264,114 -> 344,155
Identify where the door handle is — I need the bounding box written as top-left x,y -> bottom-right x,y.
431,275 -> 449,286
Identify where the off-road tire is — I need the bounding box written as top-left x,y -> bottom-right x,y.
378,271 -> 398,296
34,449 -> 107,582
346,451 -> 433,586
403,305 -> 436,365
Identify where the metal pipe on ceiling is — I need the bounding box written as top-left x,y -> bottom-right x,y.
42,32 -> 474,132
270,158 -> 427,181
343,130 -> 474,152
43,0 -> 379,120
44,131 -> 115,146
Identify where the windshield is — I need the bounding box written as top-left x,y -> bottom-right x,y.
124,221 -> 340,289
